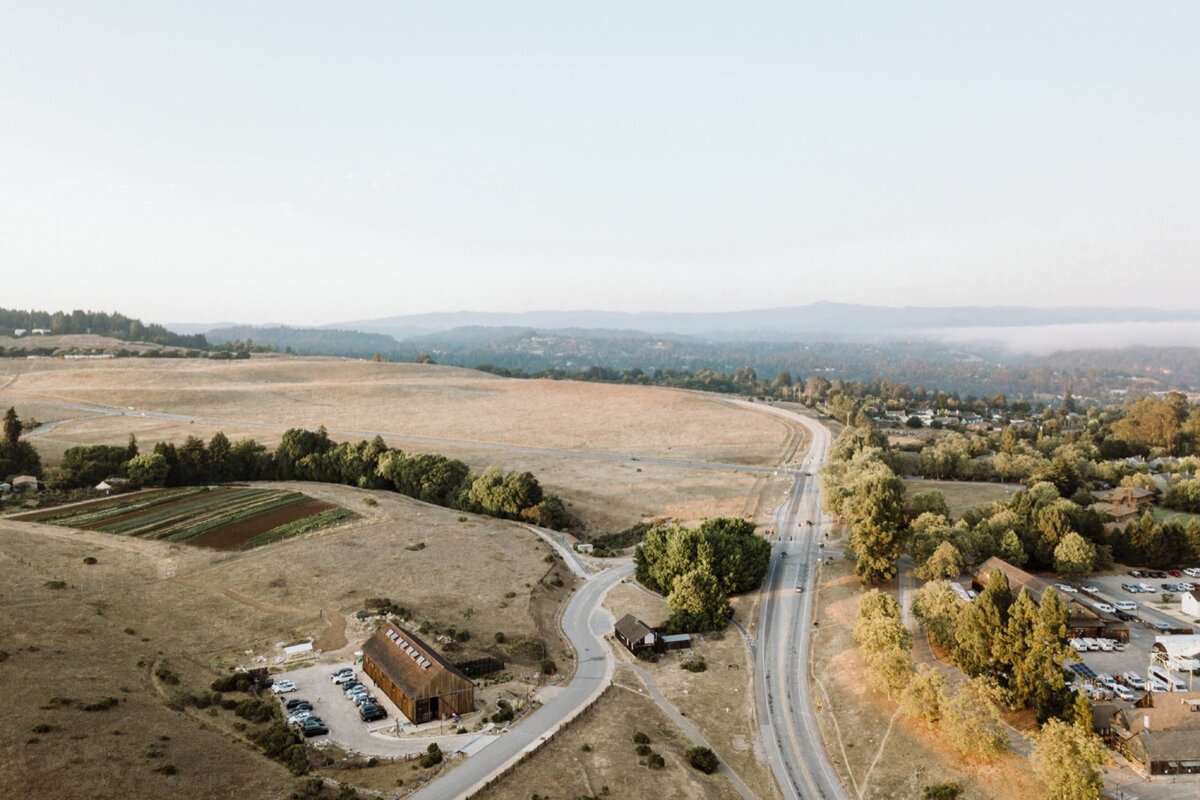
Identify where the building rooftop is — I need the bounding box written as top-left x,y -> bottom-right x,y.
614,614 -> 654,643
361,622 -> 470,697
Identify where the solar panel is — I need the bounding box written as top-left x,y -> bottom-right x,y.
1069,662 -> 1098,680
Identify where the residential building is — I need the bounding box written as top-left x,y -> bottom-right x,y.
1108,693 -> 1200,780
614,614 -> 658,655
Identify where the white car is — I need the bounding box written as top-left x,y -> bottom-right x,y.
1054,583 -> 1079,594
332,672 -> 356,686
1093,602 -> 1116,614
1149,679 -> 1170,693
1122,672 -> 1146,690
1113,684 -> 1136,701
1138,583 -> 1156,592
1184,568 -> 1200,578
1114,600 -> 1137,611
1070,638 -> 1088,653
1082,585 -> 1100,594
287,709 -> 313,725
271,679 -> 297,694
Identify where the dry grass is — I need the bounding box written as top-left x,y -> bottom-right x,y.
0,357 -> 797,532
0,482 -> 573,800
472,678 -> 742,800
603,582 -> 774,799
903,479 -> 1022,520
808,558 -> 1044,800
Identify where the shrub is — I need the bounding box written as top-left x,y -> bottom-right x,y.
154,665 -> 180,686
632,731 -> 650,745
681,657 -> 707,672
922,782 -> 962,800
419,743 -> 443,768
364,497 -> 378,506
248,721 -> 309,775
455,629 -> 471,642
211,672 -> 253,693
32,723 -> 53,734
539,658 -> 557,675
635,743 -> 652,756
44,580 -> 68,590
686,746 -> 719,774
646,752 -> 665,769
154,764 -> 178,776
83,556 -> 98,565
494,632 -> 506,644
82,697 -> 119,712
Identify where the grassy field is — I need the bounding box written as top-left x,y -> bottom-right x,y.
1153,506 -> 1200,526
903,479 -> 1022,519
0,481 -> 577,800
13,487 -> 356,550
472,677 -> 742,800
0,356 -> 797,531
809,559 -> 1044,800
603,582 -> 773,799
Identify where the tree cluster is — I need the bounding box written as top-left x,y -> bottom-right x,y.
48,426 -> 570,529
0,306 -> 208,349
1,408 -> 42,479
634,518 -> 770,632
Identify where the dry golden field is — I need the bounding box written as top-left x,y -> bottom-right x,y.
0,482 -> 575,800
472,677 -> 742,800
0,356 -> 797,532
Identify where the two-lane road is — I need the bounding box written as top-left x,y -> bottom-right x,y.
743,406 -> 847,800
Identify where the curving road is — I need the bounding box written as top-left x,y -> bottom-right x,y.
408,562 -> 632,800
741,405 -> 848,800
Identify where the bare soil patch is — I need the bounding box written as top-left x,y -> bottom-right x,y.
187,497 -> 334,550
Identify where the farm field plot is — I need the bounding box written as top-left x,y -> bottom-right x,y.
13,487 -> 356,550
903,478 -> 1023,520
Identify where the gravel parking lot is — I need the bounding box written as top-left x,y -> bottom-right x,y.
273,662 -> 480,757
1076,573 -> 1197,630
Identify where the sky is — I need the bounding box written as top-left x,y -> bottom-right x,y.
2,2 -> 1198,326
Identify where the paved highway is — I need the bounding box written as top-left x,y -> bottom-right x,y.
408,562 -> 632,800
743,405 -> 848,800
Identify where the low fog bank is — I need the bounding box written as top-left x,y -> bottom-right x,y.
915,321 -> 1200,356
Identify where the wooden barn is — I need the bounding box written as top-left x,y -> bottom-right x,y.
361,622 -> 475,724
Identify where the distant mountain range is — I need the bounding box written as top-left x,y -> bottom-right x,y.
326,303 -> 1200,341
168,303 -> 1200,398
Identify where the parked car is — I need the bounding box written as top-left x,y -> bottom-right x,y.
346,688 -> 369,701
354,694 -> 378,708
1115,611 -> 1133,622
342,682 -> 363,696
1070,638 -> 1088,653
1183,567 -> 1200,578
285,697 -> 311,711
271,679 -> 297,695
1138,583 -> 1157,593
1149,679 -> 1170,693
1093,602 -> 1116,614
1113,684 -> 1136,701
331,667 -> 353,680
300,717 -> 329,737
1129,570 -> 1144,578
1168,570 -> 1183,578
1081,585 -> 1100,594
1155,621 -> 1173,632
1122,672 -> 1146,690
1150,571 -> 1168,579
333,672 -> 356,685
1121,583 -> 1138,593
286,702 -> 313,715
287,709 -> 313,725
1054,583 -> 1078,594
1114,600 -> 1137,611
359,703 -> 387,722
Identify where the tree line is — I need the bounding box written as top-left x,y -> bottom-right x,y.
634,518 -> 771,632
0,307 -> 208,349
856,587 -> 1107,799
49,425 -> 570,530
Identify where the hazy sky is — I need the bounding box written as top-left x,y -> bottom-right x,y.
3,2 -> 1198,325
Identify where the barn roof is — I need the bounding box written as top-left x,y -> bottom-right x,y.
974,557 -> 1123,625
362,622 -> 471,697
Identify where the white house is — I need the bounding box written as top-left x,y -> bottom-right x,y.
1183,591 -> 1200,620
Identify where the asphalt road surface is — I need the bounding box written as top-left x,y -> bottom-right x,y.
407,561 -> 633,800
748,407 -> 849,800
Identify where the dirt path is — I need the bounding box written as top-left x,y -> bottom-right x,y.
314,607 -> 348,652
